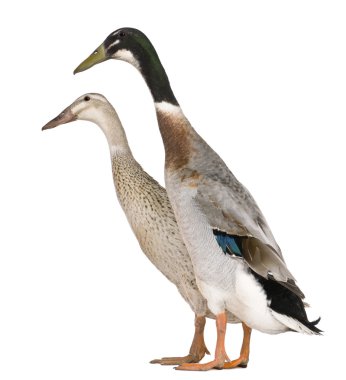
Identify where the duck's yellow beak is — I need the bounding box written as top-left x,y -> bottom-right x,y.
42,108 -> 77,131
73,44 -> 107,74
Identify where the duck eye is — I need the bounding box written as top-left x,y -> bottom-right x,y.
119,31 -> 125,37
84,96 -> 90,101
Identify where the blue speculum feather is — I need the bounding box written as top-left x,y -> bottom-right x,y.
213,230 -> 242,257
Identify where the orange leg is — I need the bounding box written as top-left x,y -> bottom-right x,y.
150,314 -> 210,365
224,322 -> 252,369
175,311 -> 230,371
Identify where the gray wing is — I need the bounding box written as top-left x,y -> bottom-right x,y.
194,173 -> 304,298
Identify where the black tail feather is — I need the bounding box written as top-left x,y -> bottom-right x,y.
304,317 -> 322,335
251,269 -> 322,335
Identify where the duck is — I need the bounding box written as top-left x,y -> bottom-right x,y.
42,93 -> 246,366
73,28 -> 322,371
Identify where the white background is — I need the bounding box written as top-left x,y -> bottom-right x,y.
0,1 -> 345,379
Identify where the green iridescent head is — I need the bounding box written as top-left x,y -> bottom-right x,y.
74,27 -> 178,105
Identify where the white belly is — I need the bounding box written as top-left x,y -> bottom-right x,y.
197,261 -> 289,334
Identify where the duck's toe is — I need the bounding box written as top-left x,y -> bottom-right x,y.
150,343 -> 210,366
150,353 -> 201,366
174,358 -> 226,371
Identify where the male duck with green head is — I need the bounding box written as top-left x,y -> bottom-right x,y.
74,27 -> 321,371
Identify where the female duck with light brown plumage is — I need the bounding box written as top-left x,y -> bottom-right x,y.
42,93 -> 243,366
73,28 -> 321,371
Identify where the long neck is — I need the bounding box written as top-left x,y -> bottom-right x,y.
131,41 -> 195,170
134,44 -> 179,106
93,106 -> 132,157
155,102 -> 194,171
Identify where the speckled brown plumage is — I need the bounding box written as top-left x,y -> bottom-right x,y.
112,153 -> 203,302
